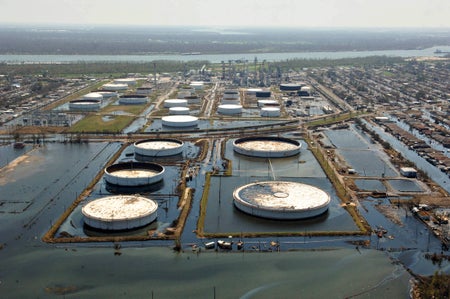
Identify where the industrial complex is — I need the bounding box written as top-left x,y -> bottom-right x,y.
0,54 -> 449,297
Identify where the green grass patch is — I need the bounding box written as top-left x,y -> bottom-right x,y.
68,114 -> 134,133
102,104 -> 146,115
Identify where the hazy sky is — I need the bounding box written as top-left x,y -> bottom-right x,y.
1,0 -> 449,28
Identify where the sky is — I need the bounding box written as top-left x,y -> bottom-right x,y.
0,0 -> 449,28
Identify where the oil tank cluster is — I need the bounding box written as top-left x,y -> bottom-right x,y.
219,89 -> 242,115
233,136 -> 301,158
233,181 -> 330,220
82,195 -> 158,230
83,138 -> 188,230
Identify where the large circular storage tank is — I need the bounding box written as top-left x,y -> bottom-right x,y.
257,99 -> 278,107
102,83 -> 128,91
169,107 -> 190,115
82,195 -> 158,230
256,90 -> 272,98
134,138 -> 184,157
223,89 -> 240,99
104,162 -> 165,187
162,115 -> 198,127
114,78 -> 137,86
83,92 -> 104,101
69,99 -> 101,111
118,94 -> 148,105
280,83 -> 302,91
164,99 -> 188,108
136,87 -> 152,95
233,181 -> 330,220
218,104 -> 242,115
233,136 -> 301,158
261,107 -> 280,117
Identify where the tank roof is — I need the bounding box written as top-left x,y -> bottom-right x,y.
82,195 -> 157,222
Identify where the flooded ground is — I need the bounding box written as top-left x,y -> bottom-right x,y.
0,132 -> 447,297
1,246 -> 410,298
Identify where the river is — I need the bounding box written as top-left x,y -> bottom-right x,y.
1,46 -> 450,64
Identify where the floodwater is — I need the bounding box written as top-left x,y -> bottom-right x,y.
363,120 -> 450,193
0,140 -> 443,298
1,247 -> 411,298
325,127 -> 398,177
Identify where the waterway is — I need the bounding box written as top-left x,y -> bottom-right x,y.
1,46 -> 450,64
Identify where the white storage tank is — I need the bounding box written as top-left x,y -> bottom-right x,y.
104,162 -> 165,187
233,136 -> 301,158
134,138 -> 184,157
82,195 -> 158,230
261,107 -> 280,117
102,83 -> 128,91
233,181 -> 331,220
164,99 -> 188,108
83,92 -> 104,101
217,104 -> 243,115
257,99 -> 278,107
169,107 -> 190,115
162,115 -> 198,127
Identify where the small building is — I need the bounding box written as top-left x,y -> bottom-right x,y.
400,167 -> 417,178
